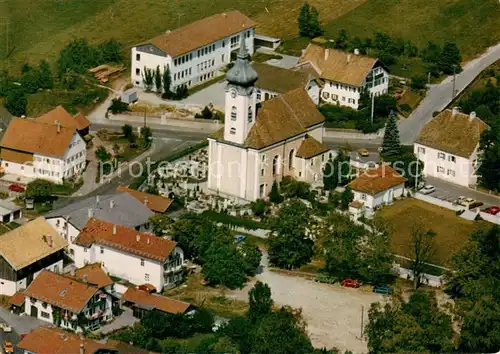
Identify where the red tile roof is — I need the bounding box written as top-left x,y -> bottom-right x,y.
122,287 -> 190,314
348,164 -> 407,195
8,291 -> 25,307
72,263 -> 114,289
117,186 -> 173,213
36,106 -> 90,131
74,218 -> 177,262
24,270 -> 98,313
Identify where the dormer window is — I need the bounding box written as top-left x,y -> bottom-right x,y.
231,106 -> 237,121
248,107 -> 252,123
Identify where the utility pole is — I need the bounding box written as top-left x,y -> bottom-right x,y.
370,73 -> 375,125
452,66 -> 457,100
427,71 -> 431,85
360,305 -> 364,338
144,108 -> 147,128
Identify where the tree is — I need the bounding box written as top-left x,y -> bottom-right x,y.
99,39 -> 121,62
410,75 -> 426,91
142,66 -> 154,91
171,213 -> 219,260
38,60 -> 53,89
438,41 -> 462,75
108,98 -> 130,114
4,88 -> 27,116
26,179 -> 54,201
251,199 -> 269,217
409,222 -> 435,289
269,181 -> 284,204
162,65 -> 172,97
268,199 -> 315,269
148,214 -> 173,235
339,186 -> 353,210
297,2 -> 323,38
248,281 -> 273,323
203,238 -> 247,289
323,150 -> 351,190
60,69 -> 79,90
380,111 -> 401,161
95,145 -> 111,161
154,65 -> 162,92
121,124 -> 133,139
240,243 -> 262,276
422,41 -> 442,63
335,29 -> 349,50
478,122 -> 500,191
141,126 -> 152,147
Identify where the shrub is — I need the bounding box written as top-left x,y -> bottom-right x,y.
399,103 -> 412,112
410,75 -> 427,90
108,98 -> 130,114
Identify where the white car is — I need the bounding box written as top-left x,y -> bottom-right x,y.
0,323 -> 12,332
420,185 -> 436,195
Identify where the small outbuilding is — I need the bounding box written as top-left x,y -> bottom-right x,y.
121,89 -> 138,104
0,199 -> 22,223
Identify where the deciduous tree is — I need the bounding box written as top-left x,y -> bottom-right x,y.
203,237 -> 247,289
148,214 -> 173,235
409,222 -> 435,289
248,281 -> 273,323
478,122 -> 500,191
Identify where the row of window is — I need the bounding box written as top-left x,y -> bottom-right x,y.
35,156 -> 61,165
328,82 -> 360,93
437,166 -> 456,177
322,91 -> 357,105
66,151 -> 84,165
418,147 -> 457,163
197,59 -> 215,73
174,52 -> 193,66
173,67 -> 192,81
197,44 -> 216,58
230,35 -> 240,48
229,106 -> 253,123
259,150 -> 330,177
68,139 -> 82,149
256,90 -> 277,101
365,77 -> 387,88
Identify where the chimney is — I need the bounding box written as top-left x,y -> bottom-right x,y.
55,120 -> 61,133
324,49 -> 329,61
469,111 -> 476,121
47,235 -> 53,247
82,274 -> 88,283
136,235 -> 140,242
112,224 -> 117,235
80,343 -> 84,354
347,54 -> 352,63
354,48 -> 360,55
451,107 -> 460,116
109,199 -> 115,209
88,208 -> 93,219
147,238 -> 150,245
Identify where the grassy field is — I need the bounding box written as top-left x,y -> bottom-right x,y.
378,198 -> 486,267
326,0 -> 500,59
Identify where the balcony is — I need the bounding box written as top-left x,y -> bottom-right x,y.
87,298 -> 106,309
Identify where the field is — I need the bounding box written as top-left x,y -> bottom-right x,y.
378,199 -> 486,266
326,0 -> 500,59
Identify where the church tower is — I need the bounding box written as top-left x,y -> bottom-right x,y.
224,40 -> 258,144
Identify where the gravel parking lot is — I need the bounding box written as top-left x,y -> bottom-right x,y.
229,253 -> 384,353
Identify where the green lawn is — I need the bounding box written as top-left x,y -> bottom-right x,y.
325,0 -> 500,59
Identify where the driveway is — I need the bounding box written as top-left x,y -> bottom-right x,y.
399,42 -> 500,145
228,252 -> 384,353
257,47 -> 300,69
93,308 -> 138,336
0,307 -> 47,353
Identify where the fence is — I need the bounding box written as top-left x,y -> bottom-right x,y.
393,265 -> 444,288
324,127 -> 384,140
414,192 -> 461,211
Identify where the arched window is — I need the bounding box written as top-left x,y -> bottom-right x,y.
272,155 -> 280,175
231,106 -> 237,121
289,149 -> 295,169
248,106 -> 252,123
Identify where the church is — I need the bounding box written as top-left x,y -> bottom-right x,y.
207,42 -> 332,201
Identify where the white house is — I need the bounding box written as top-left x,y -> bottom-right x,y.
24,270 -> 113,332
414,108 -> 488,187
348,164 -> 407,215
297,44 -> 389,109
0,217 -> 67,296
207,42 -> 333,201
0,116 -> 86,184
131,10 -> 255,91
45,192 -> 154,252
72,218 -> 184,291
252,63 -> 321,105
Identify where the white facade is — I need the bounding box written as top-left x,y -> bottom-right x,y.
131,29 -> 254,91
24,289 -> 113,332
320,65 -> 389,109
1,132 -> 86,184
0,260 -> 62,296
352,183 -> 405,209
71,243 -> 184,291
256,80 -> 321,105
414,143 -> 478,187
46,217 -> 80,246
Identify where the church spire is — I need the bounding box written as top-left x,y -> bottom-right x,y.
225,39 -> 258,87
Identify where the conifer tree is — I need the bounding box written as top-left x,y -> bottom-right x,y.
381,111 -> 401,161
269,181 -> 283,204
154,65 -> 162,92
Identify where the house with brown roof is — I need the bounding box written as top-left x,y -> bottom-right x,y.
0,114 -> 87,184
414,108 -> 488,187
17,326 -> 155,354
36,106 -> 91,138
116,186 -> 173,213
23,270 -> 113,332
131,10 -> 255,92
207,43 -> 332,201
121,286 -> 191,319
0,217 -> 67,296
252,63 -> 321,105
72,218 -> 184,292
297,44 -> 389,109
348,164 -> 407,213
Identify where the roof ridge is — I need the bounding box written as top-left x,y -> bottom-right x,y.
278,90 -> 305,131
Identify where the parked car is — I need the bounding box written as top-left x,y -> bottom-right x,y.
456,197 -> 484,209
8,183 -> 25,193
485,206 -> 500,215
315,274 -> 337,284
420,185 -> 436,195
372,284 -> 393,294
340,279 -> 360,288
358,148 -> 369,157
0,323 -> 12,332
3,340 -> 14,353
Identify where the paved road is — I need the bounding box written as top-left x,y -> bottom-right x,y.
0,307 -> 47,353
399,42 -> 500,145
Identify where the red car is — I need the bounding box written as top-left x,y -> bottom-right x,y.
341,279 -> 360,288
485,206 -> 500,215
8,184 -> 25,193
